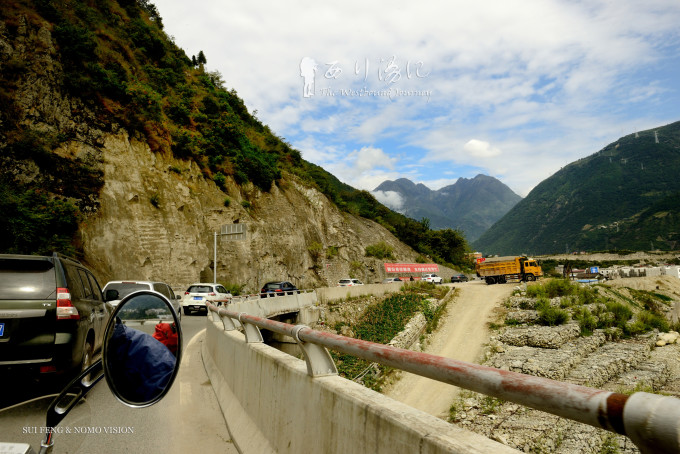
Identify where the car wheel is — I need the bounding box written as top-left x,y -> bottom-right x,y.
526,275 -> 535,281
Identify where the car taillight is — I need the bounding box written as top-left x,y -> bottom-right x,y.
56,287 -> 79,320
210,292 -> 216,296
185,291 -> 190,295
275,289 -> 282,292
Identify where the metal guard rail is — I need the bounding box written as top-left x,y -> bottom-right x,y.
206,301 -> 680,453
211,289 -> 315,305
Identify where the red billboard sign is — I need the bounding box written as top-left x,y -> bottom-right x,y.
384,263 -> 439,273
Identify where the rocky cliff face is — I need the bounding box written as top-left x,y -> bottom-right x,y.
85,129 -> 422,291
1,15 -> 421,291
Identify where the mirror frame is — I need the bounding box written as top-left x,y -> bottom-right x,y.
102,290 -> 183,408
45,360 -> 105,430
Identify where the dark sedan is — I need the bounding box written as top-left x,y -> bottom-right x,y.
260,281 -> 299,297
450,274 -> 469,283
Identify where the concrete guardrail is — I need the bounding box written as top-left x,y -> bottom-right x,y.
203,299 -> 680,454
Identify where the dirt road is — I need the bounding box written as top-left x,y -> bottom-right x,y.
384,280 -> 514,418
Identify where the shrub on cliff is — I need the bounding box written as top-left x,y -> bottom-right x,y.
365,241 -> 394,260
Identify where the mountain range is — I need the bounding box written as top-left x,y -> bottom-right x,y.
474,121 -> 680,255
374,175 -> 522,242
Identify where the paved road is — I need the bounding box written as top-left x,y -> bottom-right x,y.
385,280 -> 515,418
0,314 -> 237,453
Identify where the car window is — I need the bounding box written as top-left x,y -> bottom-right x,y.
339,279 -> 351,284
153,282 -> 172,299
78,269 -> 94,299
216,285 -> 228,294
188,285 -> 212,293
86,272 -> 102,301
0,258 -> 56,299
64,265 -> 84,299
105,282 -> 152,299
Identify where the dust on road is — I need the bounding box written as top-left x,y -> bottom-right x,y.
384,280 -> 514,419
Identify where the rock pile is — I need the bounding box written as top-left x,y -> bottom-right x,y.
452,294 -> 680,453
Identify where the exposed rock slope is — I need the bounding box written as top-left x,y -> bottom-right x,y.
0,15 -> 420,291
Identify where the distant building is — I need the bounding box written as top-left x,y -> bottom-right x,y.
466,252 -> 483,262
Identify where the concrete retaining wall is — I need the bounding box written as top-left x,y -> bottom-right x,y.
202,319 -> 517,454
663,266 -> 680,279
224,291 -> 317,318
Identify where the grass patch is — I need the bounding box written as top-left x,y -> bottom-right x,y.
364,241 -> 394,260
574,307 -> 598,335
330,287 -> 448,391
506,278 -> 670,338
537,306 -> 570,326
221,282 -> 244,296
480,396 -> 504,415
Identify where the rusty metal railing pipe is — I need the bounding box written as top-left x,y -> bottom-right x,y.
207,303 -> 680,453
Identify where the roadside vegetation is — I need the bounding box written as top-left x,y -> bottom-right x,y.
329,282 -> 449,391
506,278 -> 678,337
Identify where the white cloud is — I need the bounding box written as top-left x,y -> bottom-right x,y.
321,147 -> 402,190
293,137 -> 343,165
152,0 -> 680,198
351,146 -> 397,172
463,140 -> 502,158
372,191 -> 404,210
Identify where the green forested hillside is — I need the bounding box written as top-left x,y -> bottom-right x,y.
474,121 -> 680,255
0,0 -> 468,266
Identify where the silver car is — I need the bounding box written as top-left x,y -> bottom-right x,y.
102,280 -> 182,320
338,278 -> 364,287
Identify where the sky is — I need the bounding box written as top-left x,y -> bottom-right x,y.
151,0 -> 680,205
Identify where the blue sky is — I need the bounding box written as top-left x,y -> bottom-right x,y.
152,0 -> 680,205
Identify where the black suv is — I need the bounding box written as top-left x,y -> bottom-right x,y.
0,253 -> 110,380
260,281 -> 299,297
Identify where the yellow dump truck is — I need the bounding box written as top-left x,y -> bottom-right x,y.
475,256 -> 543,285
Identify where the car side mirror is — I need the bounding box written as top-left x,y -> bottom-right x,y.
103,290 -> 182,407
104,289 -> 119,302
